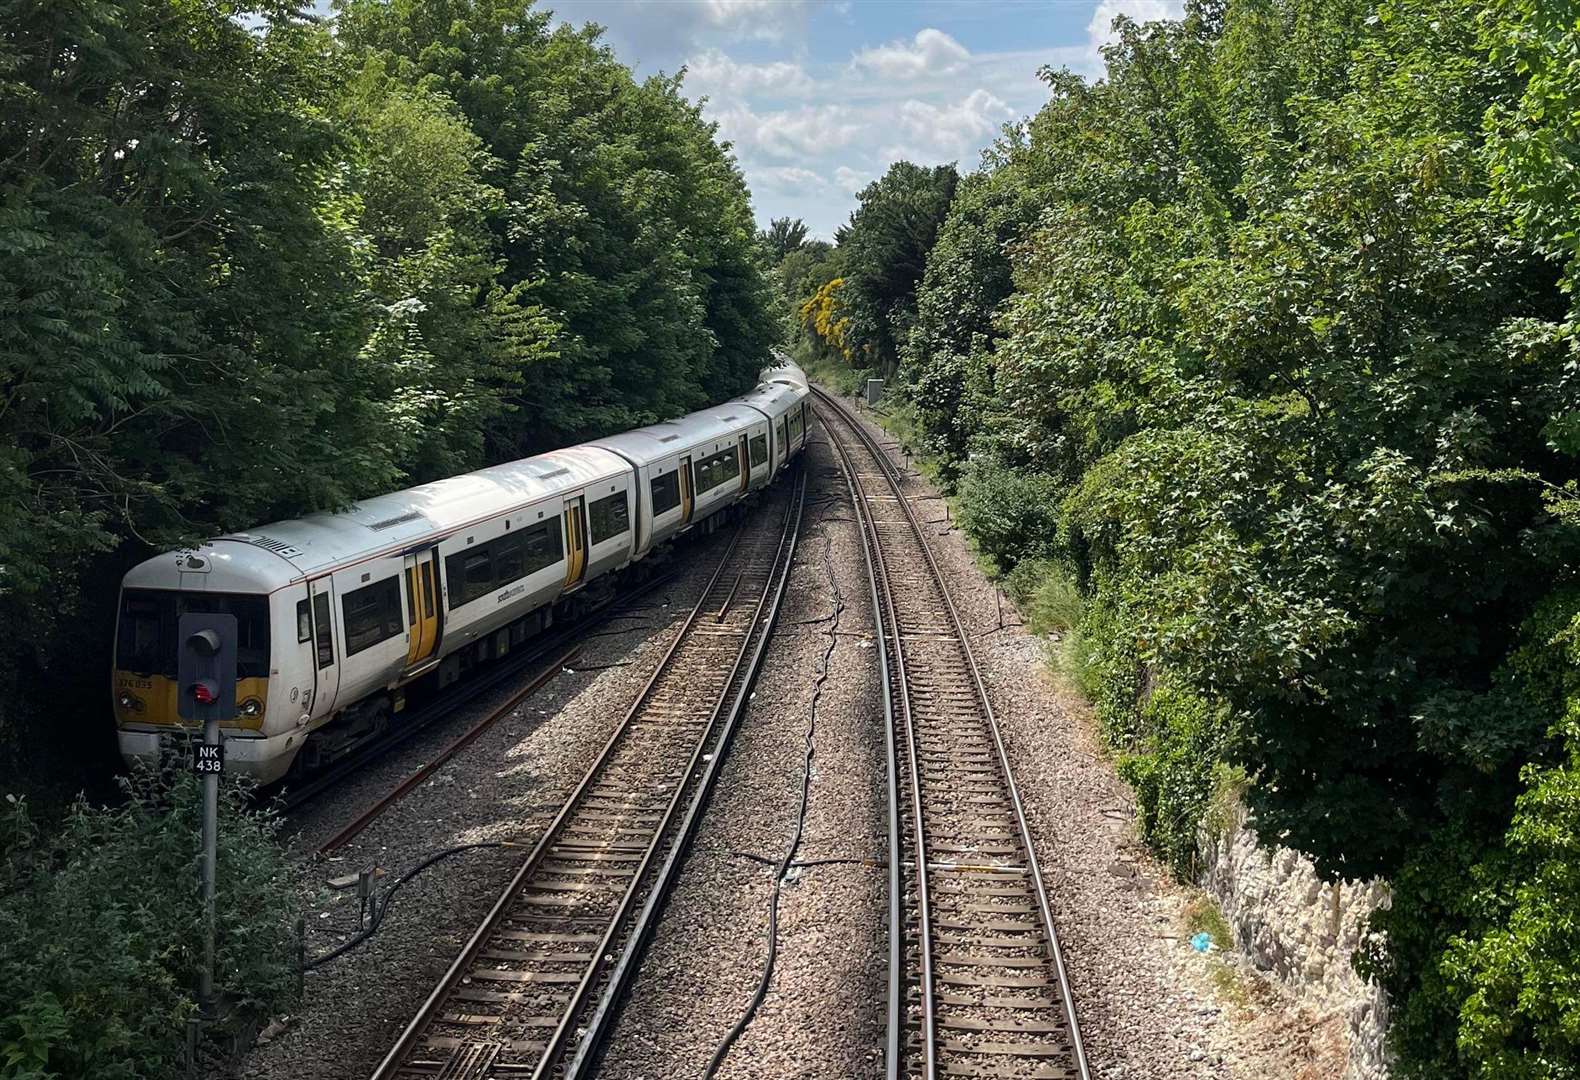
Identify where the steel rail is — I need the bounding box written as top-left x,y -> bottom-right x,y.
817,422 -> 905,1080
814,388 -> 1092,1080
367,470 -> 806,1080
564,467 -> 807,1079
315,645 -> 580,855
280,567 -> 684,814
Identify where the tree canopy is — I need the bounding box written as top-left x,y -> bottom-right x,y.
800,0 -> 1580,1074
0,0 -> 776,792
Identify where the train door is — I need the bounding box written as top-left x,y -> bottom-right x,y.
679,456 -> 694,523
563,496 -> 588,588
402,548 -> 441,669
308,576 -> 340,716
737,434 -> 750,493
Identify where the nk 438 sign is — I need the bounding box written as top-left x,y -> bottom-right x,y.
191,742 -> 224,775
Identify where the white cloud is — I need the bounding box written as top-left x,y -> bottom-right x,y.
684,49 -> 813,99
896,88 -> 1014,157
833,166 -> 869,195
851,28 -> 970,79
756,166 -> 830,192
1085,0 -> 1185,70
712,103 -> 863,159
700,0 -> 814,40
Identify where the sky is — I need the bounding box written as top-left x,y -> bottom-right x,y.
538,0 -> 1185,238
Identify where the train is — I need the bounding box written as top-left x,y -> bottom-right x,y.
111,362 -> 811,784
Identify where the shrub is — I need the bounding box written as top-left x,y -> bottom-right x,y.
954,456 -> 1063,575
0,767 -> 300,1078
1116,678 -> 1235,877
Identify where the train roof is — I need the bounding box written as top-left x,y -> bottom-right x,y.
588,407 -> 750,467
217,444 -> 630,580
729,380 -> 805,419
758,362 -> 808,390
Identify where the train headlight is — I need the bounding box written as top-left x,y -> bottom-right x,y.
238,697 -> 263,719
117,692 -> 144,713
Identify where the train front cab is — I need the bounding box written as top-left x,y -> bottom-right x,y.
113,542 -> 309,784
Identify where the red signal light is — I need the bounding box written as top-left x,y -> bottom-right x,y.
191,681 -> 217,705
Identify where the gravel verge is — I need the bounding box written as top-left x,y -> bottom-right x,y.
830,392 -> 1347,1080
235,535 -> 731,1080
597,434 -> 888,1080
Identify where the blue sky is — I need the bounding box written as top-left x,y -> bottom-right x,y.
539,0 -> 1183,237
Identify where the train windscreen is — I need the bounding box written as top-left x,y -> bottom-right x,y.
115,589 -> 271,679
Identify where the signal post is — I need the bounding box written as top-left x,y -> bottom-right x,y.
177,613 -> 237,1021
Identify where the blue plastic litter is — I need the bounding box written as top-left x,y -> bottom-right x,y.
1190,931 -> 1214,953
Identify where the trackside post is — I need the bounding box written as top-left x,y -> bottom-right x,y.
177,612 -> 237,1022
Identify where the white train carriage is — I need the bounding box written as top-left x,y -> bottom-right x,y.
728,380 -> 810,480
589,408 -> 759,557
113,445 -> 636,783
112,361 -> 813,785
759,361 -> 809,392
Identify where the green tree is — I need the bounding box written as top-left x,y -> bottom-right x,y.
760,216 -> 811,262
336,0 -> 777,453
835,161 -> 959,373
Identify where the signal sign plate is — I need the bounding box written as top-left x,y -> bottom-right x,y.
191,742 -> 224,775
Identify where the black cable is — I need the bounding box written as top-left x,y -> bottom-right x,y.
702,519 -> 844,1078
301,841 -> 513,972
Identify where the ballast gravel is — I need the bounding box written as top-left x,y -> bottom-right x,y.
596,435 -> 888,1080
835,394 -> 1349,1080
236,543 -> 729,1080
238,398 -> 1345,1080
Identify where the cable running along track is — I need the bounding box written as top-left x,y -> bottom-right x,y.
369,469 -> 807,1080
816,390 -> 1090,1080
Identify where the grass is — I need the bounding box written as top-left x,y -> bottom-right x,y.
1183,891 -> 1252,1008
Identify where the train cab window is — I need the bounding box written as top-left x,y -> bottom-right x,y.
342,576 -> 403,656
313,593 -> 333,668
115,589 -> 271,679
749,434 -> 768,467
297,599 -> 312,643
589,492 -> 630,544
651,471 -> 681,515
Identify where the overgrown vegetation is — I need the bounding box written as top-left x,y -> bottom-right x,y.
0,0 -> 776,796
0,769 -> 299,1077
782,0 -> 1580,1074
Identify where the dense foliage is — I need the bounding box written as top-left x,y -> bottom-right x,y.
816,0 -> 1580,1074
792,162 -> 959,376
0,770 -> 298,1078
0,0 -> 775,791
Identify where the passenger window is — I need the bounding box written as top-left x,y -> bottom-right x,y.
521,520 -> 562,574
589,492 -> 630,544
494,532 -> 526,584
342,576 -> 403,656
750,434 -> 767,467
297,598 -> 312,643
313,592 -> 333,669
464,553 -> 491,595
651,471 -> 681,515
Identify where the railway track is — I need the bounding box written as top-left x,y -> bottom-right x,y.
280,570 -> 683,817
369,468 -> 806,1080
815,390 -> 1090,1080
